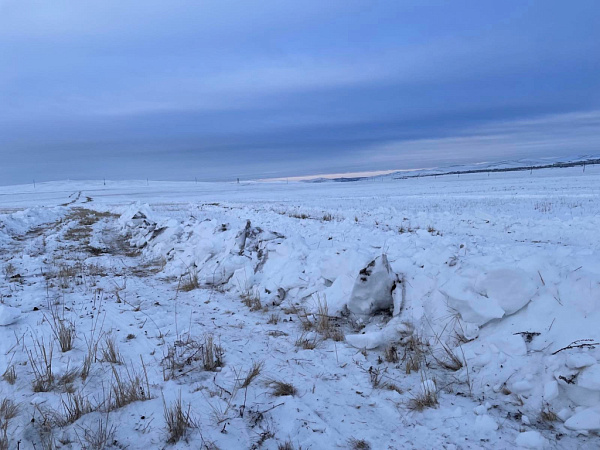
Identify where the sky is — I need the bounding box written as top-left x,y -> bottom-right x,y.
1,0 -> 600,184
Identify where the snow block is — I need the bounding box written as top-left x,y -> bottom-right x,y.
564,408 -> 600,432
543,381 -> 559,401
445,288 -> 504,327
578,364 -> 600,391
347,255 -> 399,316
566,354 -> 596,369
474,269 -> 537,316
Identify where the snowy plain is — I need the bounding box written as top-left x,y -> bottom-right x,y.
0,166 -> 599,449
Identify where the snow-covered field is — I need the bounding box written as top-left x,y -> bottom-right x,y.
1,166 -> 599,449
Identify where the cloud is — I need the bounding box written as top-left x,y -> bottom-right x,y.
1,1 -> 600,184
356,110 -> 600,168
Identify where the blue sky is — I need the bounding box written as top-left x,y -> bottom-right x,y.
1,0 -> 599,184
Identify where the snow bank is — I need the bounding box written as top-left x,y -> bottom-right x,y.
0,206 -> 65,244
118,198 -> 600,445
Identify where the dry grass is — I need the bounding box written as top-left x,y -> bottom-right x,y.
407,378 -> 438,411
164,394 -> 196,444
77,413 -> 116,450
108,358 -> 151,410
434,345 -> 463,371
540,406 -> 558,422
46,309 -> 76,353
44,391 -> 95,427
101,336 -> 123,365
293,296 -> 342,341
401,333 -> 426,375
1,366 -> 16,385
295,333 -> 319,350
265,379 -> 298,397
27,337 -> 54,392
162,334 -> 224,380
241,361 -> 264,389
330,328 -> 345,342
293,307 -> 314,331
384,345 -> 399,363
202,335 -> 224,371
162,334 -> 203,381
0,398 -> 18,450
267,313 -> 280,325
2,263 -> 16,279
426,319 -> 465,372
241,288 -> 262,311
57,367 -> 80,393
407,390 -> 438,411
368,366 -> 386,388
289,212 -> 309,220
39,432 -> 57,450
81,327 -> 102,381
54,263 -> 80,288
314,295 -> 331,335
179,271 -> 199,292
348,437 -> 371,450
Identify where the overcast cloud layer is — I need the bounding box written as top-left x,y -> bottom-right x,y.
1,1 -> 599,184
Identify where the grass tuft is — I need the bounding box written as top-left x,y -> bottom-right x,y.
1,366 -> 16,385
295,333 -> 319,350
108,358 -> 151,410
265,379 -> 298,397
348,437 -> 371,450
77,413 -> 115,450
27,336 -> 54,392
101,336 -> 123,365
0,398 -> 18,450
46,309 -> 76,353
407,380 -> 438,411
164,393 -> 196,444
241,361 -> 264,389
179,271 -> 199,292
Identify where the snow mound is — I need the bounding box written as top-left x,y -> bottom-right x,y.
347,255 -> 399,317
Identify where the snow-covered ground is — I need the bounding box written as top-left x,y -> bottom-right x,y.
1,166 -> 599,449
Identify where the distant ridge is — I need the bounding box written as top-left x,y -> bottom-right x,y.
304,156 -> 600,183
392,157 -> 600,180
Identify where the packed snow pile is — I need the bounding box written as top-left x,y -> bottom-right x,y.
118,192 -> 600,444
0,206 -> 64,244
441,267 -> 538,326
346,255 -> 400,317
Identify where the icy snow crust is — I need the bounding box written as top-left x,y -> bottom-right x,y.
1,167 -> 600,448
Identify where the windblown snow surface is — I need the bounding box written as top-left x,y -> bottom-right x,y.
0,166 -> 599,449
